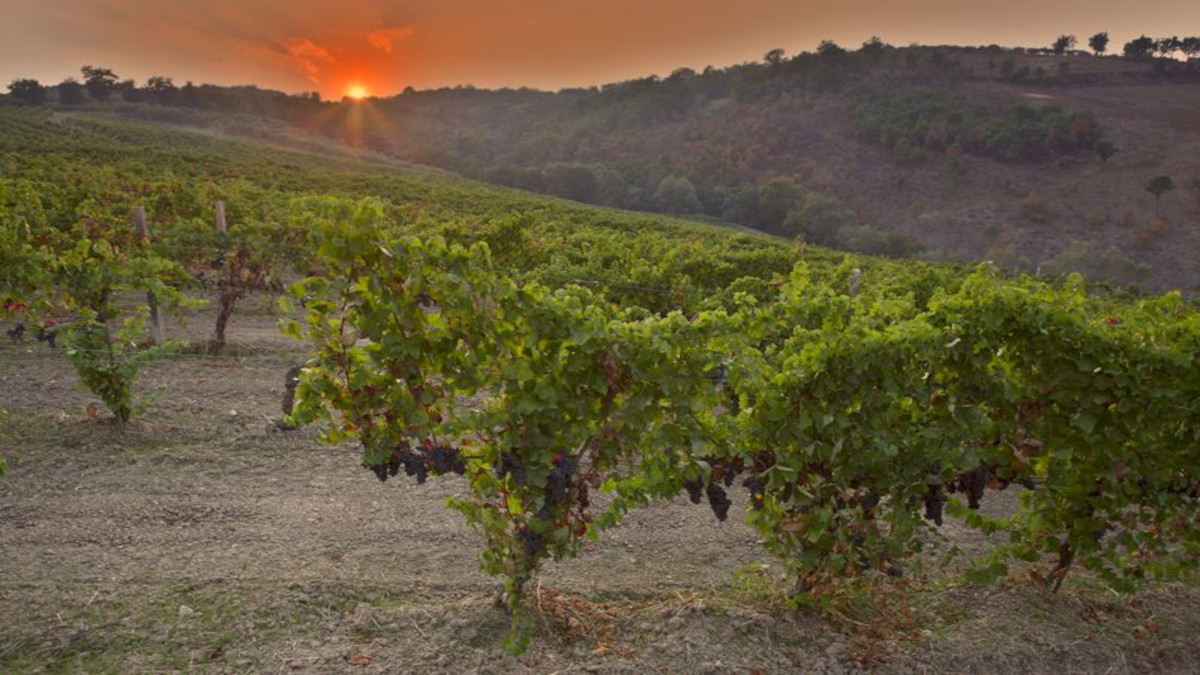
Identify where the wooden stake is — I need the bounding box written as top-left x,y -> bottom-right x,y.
131,205 -> 149,241
848,268 -> 862,297
132,206 -> 166,345
214,201 -> 227,233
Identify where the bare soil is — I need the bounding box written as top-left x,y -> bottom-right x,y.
1,301 -> 1198,673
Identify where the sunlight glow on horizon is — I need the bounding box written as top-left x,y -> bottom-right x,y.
0,1 -> 1197,98
345,84 -> 371,100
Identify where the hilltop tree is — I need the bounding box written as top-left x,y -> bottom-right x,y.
1181,37 -> 1200,59
764,48 -> 785,67
81,65 -> 118,101
1052,35 -> 1076,55
1153,37 -> 1181,58
1094,140 -> 1118,163
1145,175 -> 1174,216
57,78 -> 86,105
1089,32 -> 1110,55
860,36 -> 888,57
1124,35 -> 1155,60
144,76 -> 178,104
816,40 -> 846,59
7,79 -> 46,105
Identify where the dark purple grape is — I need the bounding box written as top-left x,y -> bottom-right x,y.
966,464 -> 989,510
706,482 -> 731,522
923,484 -> 946,526
742,476 -> 765,511
496,453 -> 526,486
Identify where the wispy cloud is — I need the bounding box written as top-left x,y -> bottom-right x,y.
283,36 -> 333,83
367,25 -> 415,54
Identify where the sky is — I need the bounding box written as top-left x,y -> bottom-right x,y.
1,1 -> 1197,100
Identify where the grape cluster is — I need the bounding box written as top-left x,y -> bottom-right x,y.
706,481 -> 731,521
36,325 -> 58,348
923,484 -> 946,526
396,446 -> 429,483
5,321 -> 25,344
364,444 -> 429,484
964,464 -> 989,510
496,452 -> 526,485
946,463 -> 991,509
547,455 -> 576,503
429,445 -> 466,475
742,476 -> 765,511
683,478 -> 704,505
521,528 -> 543,560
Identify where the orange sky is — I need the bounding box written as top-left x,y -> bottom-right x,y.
2,1 -> 1197,99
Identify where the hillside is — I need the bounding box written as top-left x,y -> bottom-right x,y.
348,47 -> 1200,292
56,43 -> 1200,293
1,106 -> 849,314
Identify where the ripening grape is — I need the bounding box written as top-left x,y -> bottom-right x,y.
742,476 -> 765,511
923,484 -> 946,526
496,452 -> 526,486
547,456 -> 576,503
706,481 -> 731,521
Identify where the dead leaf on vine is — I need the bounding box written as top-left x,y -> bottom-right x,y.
84,403 -> 98,420
781,520 -> 805,533
347,653 -> 373,666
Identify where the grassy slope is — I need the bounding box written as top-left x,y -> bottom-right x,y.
2,104 -> 929,313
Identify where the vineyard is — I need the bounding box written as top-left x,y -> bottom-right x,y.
2,106 -> 1199,672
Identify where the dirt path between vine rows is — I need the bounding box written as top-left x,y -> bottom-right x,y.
1,302 -> 1198,673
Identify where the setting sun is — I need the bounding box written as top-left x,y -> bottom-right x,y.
345,84 -> 370,100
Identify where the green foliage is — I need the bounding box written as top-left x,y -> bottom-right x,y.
782,190 -> 857,245
156,205 -> 309,348
653,174 -> 701,214
1042,243 -> 1151,287
63,311 -> 182,423
757,177 -> 805,233
852,88 -> 1103,161
837,225 -> 924,258
717,265 -> 1199,597
48,237 -> 191,422
284,198 -> 726,650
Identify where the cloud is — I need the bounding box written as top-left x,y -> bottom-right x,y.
283,36 -> 333,83
367,25 -> 415,54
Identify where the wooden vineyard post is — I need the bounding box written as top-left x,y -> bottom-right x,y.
848,268 -> 862,297
214,201 -> 227,233
275,364 -> 305,430
132,206 -> 167,345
